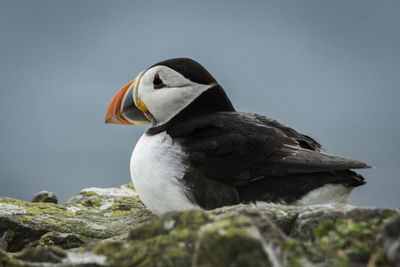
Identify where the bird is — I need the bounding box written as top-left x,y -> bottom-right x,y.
105,58 -> 371,215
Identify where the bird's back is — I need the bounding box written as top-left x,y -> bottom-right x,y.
163,111 -> 369,209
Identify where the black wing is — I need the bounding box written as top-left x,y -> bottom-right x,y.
167,112 -> 371,185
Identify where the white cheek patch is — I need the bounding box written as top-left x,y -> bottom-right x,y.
146,84 -> 211,125
138,66 -> 215,126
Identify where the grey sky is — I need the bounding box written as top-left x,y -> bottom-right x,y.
0,0 -> 399,208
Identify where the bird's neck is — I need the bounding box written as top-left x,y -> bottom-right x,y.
147,84 -> 235,135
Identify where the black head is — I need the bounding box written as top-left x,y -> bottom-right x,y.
150,58 -> 217,85
106,57 -> 235,129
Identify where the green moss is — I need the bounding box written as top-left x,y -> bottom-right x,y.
0,194 -> 153,252
129,210 -> 208,241
38,232 -> 55,246
65,196 -> 77,204
81,191 -> 98,197
0,212 -> 49,252
92,240 -> 123,256
193,217 -> 269,267
176,210 -> 209,230
110,197 -> 145,212
36,232 -> 85,249
89,198 -> 102,208
14,245 -> 66,263
0,249 -> 26,267
313,219 -> 335,238
93,210 -> 210,267
94,229 -> 196,267
111,210 -> 131,217
0,198 -> 76,218
126,182 -> 135,190
17,215 -> 33,224
282,240 -> 310,266
44,219 -> 57,225
111,201 -> 120,210
283,218 -> 391,266
119,201 -> 136,211
77,197 -> 103,209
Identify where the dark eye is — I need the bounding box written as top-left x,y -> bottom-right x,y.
153,74 -> 166,89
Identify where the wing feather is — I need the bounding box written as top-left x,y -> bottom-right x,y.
276,147 -> 373,173
167,112 -> 371,185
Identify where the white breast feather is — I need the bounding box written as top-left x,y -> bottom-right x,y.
130,131 -> 198,215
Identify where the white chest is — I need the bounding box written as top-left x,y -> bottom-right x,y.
130,131 -> 198,215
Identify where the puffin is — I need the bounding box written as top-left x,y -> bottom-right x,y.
105,58 -> 371,215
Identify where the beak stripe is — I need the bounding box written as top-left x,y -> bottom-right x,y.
105,80 -> 135,125
133,71 -> 148,112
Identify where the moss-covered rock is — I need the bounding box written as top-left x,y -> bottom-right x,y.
283,218 -> 392,266
290,203 -> 396,241
0,183 -> 153,253
32,232 -> 85,249
93,210 -> 208,267
383,213 -> 400,266
193,209 -> 285,267
31,191 -> 58,204
0,183 -> 398,266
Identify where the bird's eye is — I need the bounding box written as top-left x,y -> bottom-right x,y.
153,74 -> 166,89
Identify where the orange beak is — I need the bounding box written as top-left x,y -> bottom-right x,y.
105,80 -> 150,125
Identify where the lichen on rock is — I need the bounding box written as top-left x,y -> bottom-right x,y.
0,183 -> 153,254
383,213 -> 400,266
0,183 -> 399,266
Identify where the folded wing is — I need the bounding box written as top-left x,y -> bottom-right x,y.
167,112 -> 372,185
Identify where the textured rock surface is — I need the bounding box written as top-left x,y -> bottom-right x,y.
31,191 -> 58,204
0,183 -> 398,266
383,214 -> 400,266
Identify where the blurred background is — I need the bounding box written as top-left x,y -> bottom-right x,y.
0,0 -> 399,208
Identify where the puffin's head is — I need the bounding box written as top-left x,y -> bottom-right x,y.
105,58 -> 234,126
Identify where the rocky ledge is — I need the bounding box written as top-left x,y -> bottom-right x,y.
0,184 -> 399,266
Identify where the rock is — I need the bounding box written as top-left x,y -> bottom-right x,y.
192,208 -> 286,267
31,191 -> 58,204
289,203 -> 396,240
28,232 -> 85,249
0,231 -> 7,251
14,245 -> 66,263
383,213 -> 400,266
0,183 -> 398,266
93,208 -> 287,267
0,183 -> 153,252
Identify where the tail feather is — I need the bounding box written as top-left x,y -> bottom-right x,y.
334,169 -> 366,187
279,148 -> 373,174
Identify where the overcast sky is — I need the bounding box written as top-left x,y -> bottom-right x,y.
0,0 -> 399,208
